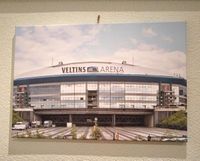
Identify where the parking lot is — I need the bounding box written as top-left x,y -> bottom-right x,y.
12,126 -> 187,141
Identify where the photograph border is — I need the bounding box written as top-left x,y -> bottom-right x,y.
11,22 -> 187,149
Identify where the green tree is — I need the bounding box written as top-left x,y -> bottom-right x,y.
157,110 -> 187,130
12,111 -> 23,125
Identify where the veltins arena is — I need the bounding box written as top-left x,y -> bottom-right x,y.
13,61 -> 187,127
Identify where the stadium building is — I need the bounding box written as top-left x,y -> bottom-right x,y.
13,61 -> 187,127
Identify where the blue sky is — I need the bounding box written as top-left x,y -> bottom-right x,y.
15,22 -> 186,77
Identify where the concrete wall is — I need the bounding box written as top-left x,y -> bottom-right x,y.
1,0 -> 199,160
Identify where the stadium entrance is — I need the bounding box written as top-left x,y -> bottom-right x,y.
34,108 -> 154,127
39,114 -> 151,127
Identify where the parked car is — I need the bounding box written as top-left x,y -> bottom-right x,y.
43,120 -> 53,128
12,122 -> 29,130
31,121 -> 41,128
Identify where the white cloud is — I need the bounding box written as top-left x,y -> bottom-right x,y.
162,35 -> 174,43
142,27 -> 157,37
108,42 -> 186,78
14,26 -> 186,79
14,25 -> 104,76
130,38 -> 138,45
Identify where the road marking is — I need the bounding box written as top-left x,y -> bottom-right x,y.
12,126 -> 187,141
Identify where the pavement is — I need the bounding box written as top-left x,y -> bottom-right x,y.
12,126 -> 187,141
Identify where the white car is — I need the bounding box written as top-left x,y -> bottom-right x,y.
43,120 -> 53,128
12,122 -> 29,130
31,121 -> 41,128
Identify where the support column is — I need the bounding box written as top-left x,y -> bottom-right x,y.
154,111 -> 159,126
112,114 -> 116,126
144,114 -> 154,127
69,114 -> 72,122
30,111 -> 34,122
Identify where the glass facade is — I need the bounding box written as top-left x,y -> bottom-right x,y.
111,83 -> 125,108
29,84 -> 60,109
60,82 -> 87,108
125,83 -> 159,94
14,81 -> 186,110
87,82 -> 98,91
99,82 -> 111,108
125,83 -> 159,109
75,83 -> 86,108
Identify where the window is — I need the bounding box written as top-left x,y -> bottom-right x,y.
111,83 -> 124,93
29,85 -> 60,95
87,82 -> 98,90
125,83 -> 159,94
99,82 -> 110,92
61,83 -> 74,93
75,83 -> 86,93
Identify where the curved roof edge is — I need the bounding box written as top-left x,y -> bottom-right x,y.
14,74 -> 187,86
51,61 -> 135,67
15,61 -> 185,79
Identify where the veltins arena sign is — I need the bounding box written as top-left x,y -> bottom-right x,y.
62,65 -> 124,74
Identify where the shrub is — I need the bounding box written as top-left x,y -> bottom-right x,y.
26,130 -> 32,137
71,124 -> 77,139
157,110 -> 187,130
80,134 -> 86,140
34,129 -> 45,138
91,125 -> 102,140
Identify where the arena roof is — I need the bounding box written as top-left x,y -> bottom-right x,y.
14,61 -> 186,86
15,61 -> 182,79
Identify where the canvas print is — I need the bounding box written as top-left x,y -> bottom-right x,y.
12,22 -> 187,142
